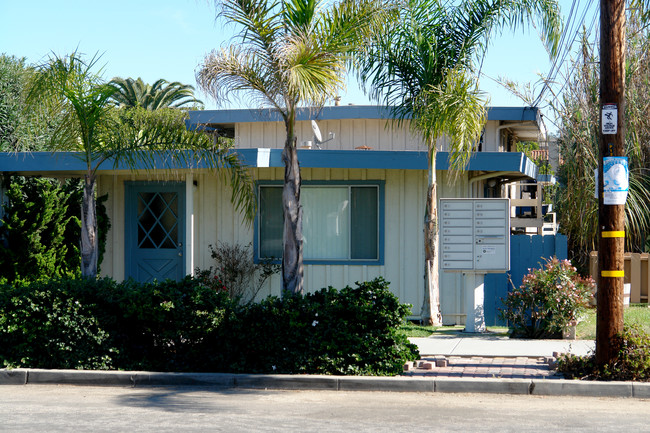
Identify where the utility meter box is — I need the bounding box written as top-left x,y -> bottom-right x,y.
440,198 -> 510,272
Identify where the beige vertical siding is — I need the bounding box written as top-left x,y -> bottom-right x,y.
236,119 -> 429,151
235,118 -> 500,153
96,165 -> 473,323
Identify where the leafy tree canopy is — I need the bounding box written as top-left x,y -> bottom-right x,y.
0,54 -> 59,151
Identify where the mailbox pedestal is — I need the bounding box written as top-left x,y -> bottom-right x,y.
463,272 -> 486,333
440,199 -> 510,332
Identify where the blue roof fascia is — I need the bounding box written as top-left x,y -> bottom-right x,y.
187,106 -> 395,128
244,149 -> 537,178
486,106 -> 539,123
187,106 -> 539,128
0,152 -> 89,172
0,151 -> 217,173
0,150 -> 538,178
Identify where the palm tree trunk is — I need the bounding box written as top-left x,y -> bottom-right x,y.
421,144 -> 443,326
80,173 -> 98,278
281,137 -> 304,295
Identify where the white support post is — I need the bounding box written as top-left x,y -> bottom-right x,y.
464,272 -> 486,333
185,173 -> 194,276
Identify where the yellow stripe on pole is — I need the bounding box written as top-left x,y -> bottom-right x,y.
601,270 -> 624,277
602,231 -> 625,238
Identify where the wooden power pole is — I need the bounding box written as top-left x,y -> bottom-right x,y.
597,0 -> 626,366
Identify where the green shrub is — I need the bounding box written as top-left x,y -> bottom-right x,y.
0,276 -> 234,371
500,257 -> 594,338
0,176 -> 110,281
0,276 -> 417,375
558,325 -> 650,381
224,278 -> 419,375
0,278 -> 115,369
110,277 -> 234,371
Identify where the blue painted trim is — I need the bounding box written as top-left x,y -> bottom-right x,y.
0,151 -> 224,173
254,180 -> 385,266
187,105 -> 539,127
0,150 -> 538,178
242,149 -> 537,176
486,106 -> 540,122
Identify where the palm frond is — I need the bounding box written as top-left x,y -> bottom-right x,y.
414,68 -> 487,172
99,107 -> 257,221
198,45 -> 285,112
109,77 -> 203,110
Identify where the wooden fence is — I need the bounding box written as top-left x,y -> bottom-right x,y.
589,252 -> 650,304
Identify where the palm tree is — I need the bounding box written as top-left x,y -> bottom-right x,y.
357,0 -> 562,325
109,77 -> 204,110
197,0 -> 383,295
27,52 -> 255,279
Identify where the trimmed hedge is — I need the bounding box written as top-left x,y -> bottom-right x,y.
0,277 -> 418,375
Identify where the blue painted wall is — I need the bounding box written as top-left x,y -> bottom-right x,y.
484,234 -> 568,326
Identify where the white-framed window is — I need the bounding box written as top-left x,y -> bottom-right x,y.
256,181 -> 384,265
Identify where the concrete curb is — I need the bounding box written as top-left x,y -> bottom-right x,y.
1,369 -> 648,398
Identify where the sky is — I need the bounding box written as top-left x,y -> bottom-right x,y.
1,0 -> 596,131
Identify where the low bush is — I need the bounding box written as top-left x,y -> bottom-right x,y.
0,276 -> 417,375
224,278 -> 419,375
500,257 -> 594,338
0,277 -> 234,371
558,325 -> 650,381
0,278 -> 116,369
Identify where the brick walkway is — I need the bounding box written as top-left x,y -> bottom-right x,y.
403,356 -> 563,379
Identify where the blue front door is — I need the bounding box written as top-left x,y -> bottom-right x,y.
125,182 -> 185,282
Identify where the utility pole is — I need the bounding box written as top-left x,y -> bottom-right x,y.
597,0 -> 626,366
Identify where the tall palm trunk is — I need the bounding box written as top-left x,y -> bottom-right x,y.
281,131 -> 304,295
421,143 -> 443,325
81,173 -> 98,278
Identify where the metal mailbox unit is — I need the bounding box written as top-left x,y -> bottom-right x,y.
439,198 -> 510,332
440,198 -> 510,272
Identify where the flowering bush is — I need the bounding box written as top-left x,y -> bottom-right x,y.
500,257 -> 595,338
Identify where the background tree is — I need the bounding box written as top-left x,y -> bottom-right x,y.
0,55 -> 60,151
26,51 -> 255,279
197,0 -> 383,295
554,19 -> 650,273
0,177 -> 110,282
357,0 -> 561,325
109,77 -> 204,110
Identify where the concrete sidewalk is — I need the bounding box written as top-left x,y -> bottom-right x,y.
410,333 -> 595,357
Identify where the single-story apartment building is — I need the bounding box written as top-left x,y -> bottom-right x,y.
0,105 -> 564,325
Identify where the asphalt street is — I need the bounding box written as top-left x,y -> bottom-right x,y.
1,385 -> 648,432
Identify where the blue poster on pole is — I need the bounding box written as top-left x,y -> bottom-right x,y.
603,156 -> 629,205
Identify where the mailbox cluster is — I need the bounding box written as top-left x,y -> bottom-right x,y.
440,198 -> 510,272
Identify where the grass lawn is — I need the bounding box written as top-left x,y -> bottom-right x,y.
399,323 -> 510,338
401,305 -> 650,339
576,304 -> 650,339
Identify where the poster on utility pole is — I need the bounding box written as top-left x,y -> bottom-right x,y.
603,156 -> 629,205
602,104 -> 618,134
